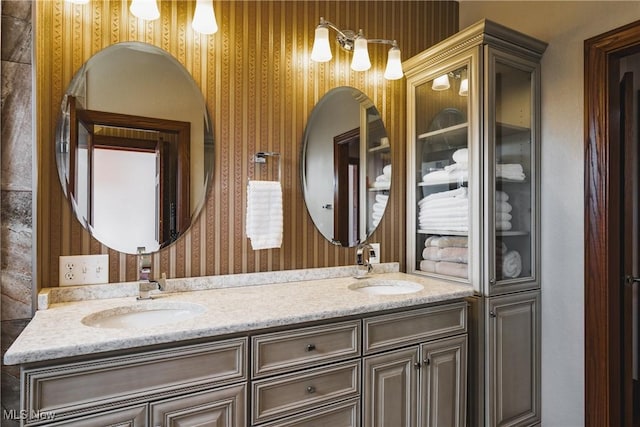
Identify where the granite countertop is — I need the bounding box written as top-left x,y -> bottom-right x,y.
4,271 -> 473,365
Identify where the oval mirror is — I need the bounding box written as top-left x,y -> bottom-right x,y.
55,42 -> 213,255
301,87 -> 391,247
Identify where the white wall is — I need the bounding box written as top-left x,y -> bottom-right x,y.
459,2 -> 640,426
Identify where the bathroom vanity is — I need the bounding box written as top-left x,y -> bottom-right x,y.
5,269 -> 473,426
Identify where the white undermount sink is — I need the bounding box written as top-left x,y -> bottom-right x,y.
348,279 -> 424,295
81,301 -> 206,329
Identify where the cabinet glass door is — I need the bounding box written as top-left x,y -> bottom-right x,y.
413,63 -> 472,282
490,53 -> 537,287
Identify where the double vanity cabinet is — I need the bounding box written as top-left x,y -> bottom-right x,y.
7,272 -> 473,427
404,20 -> 547,427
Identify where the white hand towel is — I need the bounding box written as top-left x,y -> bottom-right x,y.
422,169 -> 468,185
372,181 -> 391,190
497,164 -> 526,181
419,187 -> 467,205
496,191 -> 509,202
376,194 -> 389,203
496,220 -> 512,231
246,180 -> 283,250
376,174 -> 390,183
383,164 -> 392,178
496,201 -> 513,213
372,203 -> 386,214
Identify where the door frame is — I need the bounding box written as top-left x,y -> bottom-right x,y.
584,19 -> 640,427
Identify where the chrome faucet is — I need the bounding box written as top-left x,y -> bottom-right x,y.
355,242 -> 375,278
137,247 -> 167,300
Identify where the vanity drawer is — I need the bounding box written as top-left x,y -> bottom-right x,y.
22,338 -> 247,425
363,302 -> 467,354
252,320 -> 360,378
251,360 -> 361,424
259,398 -> 360,427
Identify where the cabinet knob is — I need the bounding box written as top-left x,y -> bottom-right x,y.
414,362 -> 421,369
489,279 -> 496,285
424,358 -> 430,366
489,311 -> 497,318
306,385 -> 316,394
306,344 -> 316,352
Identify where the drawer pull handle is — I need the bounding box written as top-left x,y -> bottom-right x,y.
306,344 -> 316,352
306,385 -> 316,394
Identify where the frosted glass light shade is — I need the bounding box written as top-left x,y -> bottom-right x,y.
383,47 -> 403,80
311,27 -> 332,62
192,0 -> 219,35
130,0 -> 160,21
351,37 -> 371,72
432,74 -> 450,91
459,78 -> 469,96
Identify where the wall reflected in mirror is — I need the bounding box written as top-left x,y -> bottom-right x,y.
56,42 -> 214,255
301,87 -> 391,247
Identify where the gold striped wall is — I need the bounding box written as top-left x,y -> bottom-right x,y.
36,0 -> 458,287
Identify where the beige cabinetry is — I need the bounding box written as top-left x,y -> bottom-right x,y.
19,301 -> 468,427
363,306 -> 468,427
21,338 -> 247,427
404,20 -> 546,427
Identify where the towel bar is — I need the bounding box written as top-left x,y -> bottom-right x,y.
251,151 -> 281,182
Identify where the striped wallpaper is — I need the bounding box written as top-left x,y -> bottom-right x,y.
35,0 -> 458,287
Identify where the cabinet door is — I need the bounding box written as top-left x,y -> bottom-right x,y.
420,335 -> 467,427
150,383 -> 246,427
406,47 -> 482,291
363,347 -> 419,427
485,47 -> 541,295
45,404 -> 147,426
488,291 -> 540,426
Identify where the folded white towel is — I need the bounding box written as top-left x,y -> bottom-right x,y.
376,194 -> 389,203
502,250 -> 522,278
425,235 -> 468,248
372,181 -> 391,190
420,197 -> 468,210
496,191 -> 509,202
372,203 -> 386,214
419,187 -> 467,205
444,162 -> 468,173
246,180 -> 283,250
496,201 -> 513,213
371,211 -> 383,220
419,218 -> 469,227
496,212 -> 512,221
419,210 -> 468,221
423,169 -> 468,185
376,174 -> 390,183
497,163 -> 526,181
496,220 -> 512,231
452,148 -> 468,164
383,164 -> 391,178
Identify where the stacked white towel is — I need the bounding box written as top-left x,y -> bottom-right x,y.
418,186 -> 468,232
422,148 -> 469,185
371,194 -> 389,227
372,164 -> 391,190
496,190 -> 513,231
497,163 -> 526,181
419,235 -> 469,279
246,180 -> 283,250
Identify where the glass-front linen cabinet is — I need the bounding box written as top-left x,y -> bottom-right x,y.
404,20 -> 547,427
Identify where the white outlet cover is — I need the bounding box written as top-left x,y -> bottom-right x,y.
59,254 -> 109,286
370,243 -> 381,264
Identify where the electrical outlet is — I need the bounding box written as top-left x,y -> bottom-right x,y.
369,243 -> 381,264
59,255 -> 109,286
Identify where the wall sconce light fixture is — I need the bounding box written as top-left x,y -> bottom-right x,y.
123,0 -> 218,35
310,17 -> 404,80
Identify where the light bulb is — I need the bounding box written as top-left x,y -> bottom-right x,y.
459,78 -> 469,96
432,74 -> 450,91
192,0 -> 218,35
351,36 -> 371,72
129,0 -> 160,21
311,26 -> 332,62
383,46 -> 403,80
